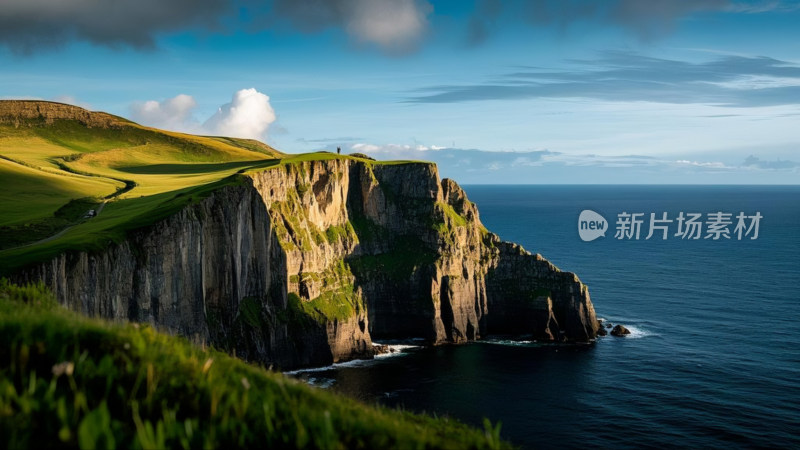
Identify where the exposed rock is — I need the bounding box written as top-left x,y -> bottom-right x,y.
0,100 -> 125,129
611,324 -> 631,337
12,159 -> 599,369
596,320 -> 608,337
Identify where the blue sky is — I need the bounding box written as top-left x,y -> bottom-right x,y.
1,0 -> 799,183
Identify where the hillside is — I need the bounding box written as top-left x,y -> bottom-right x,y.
0,279 -> 508,449
0,100 -> 283,254
0,101 -> 387,266
1,100 -> 599,372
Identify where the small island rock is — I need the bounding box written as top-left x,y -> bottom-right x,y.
610,324 -> 631,337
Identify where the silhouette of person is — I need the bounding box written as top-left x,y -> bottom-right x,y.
337,146 -> 341,154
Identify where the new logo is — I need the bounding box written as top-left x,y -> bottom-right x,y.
578,210 -> 607,242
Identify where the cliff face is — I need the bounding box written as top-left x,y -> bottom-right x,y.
14,158 -> 598,369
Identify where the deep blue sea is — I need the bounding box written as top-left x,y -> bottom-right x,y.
291,185 -> 800,448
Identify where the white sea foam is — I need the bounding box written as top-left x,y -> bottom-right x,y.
618,325 -> 656,339
374,343 -> 422,358
305,377 -> 335,388
478,339 -> 537,347
284,343 -> 421,375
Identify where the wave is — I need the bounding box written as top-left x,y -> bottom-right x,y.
374,343 -> 423,358
478,338 -> 538,347
284,343 -> 422,376
304,377 -> 335,388
618,325 -> 657,339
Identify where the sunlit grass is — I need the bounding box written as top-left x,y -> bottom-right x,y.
0,280 -> 509,449
0,114 -> 429,272
0,159 -> 118,226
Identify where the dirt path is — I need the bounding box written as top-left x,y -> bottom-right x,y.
13,201 -> 107,249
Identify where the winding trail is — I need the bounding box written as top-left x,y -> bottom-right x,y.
12,201 -> 107,250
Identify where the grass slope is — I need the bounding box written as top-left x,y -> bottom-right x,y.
0,102 -> 423,273
0,280 -> 509,449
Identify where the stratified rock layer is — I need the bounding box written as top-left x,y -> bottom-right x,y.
14,158 -> 599,369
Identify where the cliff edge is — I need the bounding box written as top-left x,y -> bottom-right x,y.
12,157 -> 598,369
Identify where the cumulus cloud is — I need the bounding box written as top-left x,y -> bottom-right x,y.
203,88 -> 276,140
130,88 -> 276,140
0,0 -> 227,54
273,0 -> 431,54
130,94 -> 199,133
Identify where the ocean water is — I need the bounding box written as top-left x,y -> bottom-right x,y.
290,185 -> 800,448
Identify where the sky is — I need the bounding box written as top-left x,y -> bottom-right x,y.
1,0 -> 799,184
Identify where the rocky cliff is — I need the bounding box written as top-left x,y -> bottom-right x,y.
13,158 -> 599,369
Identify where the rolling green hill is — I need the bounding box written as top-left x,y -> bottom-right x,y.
0,279 -> 507,449
0,101 -> 392,272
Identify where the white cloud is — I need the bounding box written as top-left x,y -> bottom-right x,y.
203,88 -> 276,140
130,94 -> 199,133
350,142 -> 441,153
675,159 -> 733,169
129,88 -> 276,140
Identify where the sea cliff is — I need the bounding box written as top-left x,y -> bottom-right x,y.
11,151 -> 598,369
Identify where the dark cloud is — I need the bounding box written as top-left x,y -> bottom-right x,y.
0,0 -> 229,54
0,0 -> 432,55
0,0 -> 787,55
524,0 -> 730,39
268,0 -> 433,55
406,52 -> 800,107
465,0 -> 503,47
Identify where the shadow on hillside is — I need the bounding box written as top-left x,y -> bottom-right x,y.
116,159 -> 276,175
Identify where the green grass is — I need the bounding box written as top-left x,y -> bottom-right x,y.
0,280 -> 510,449
0,158 -> 118,227
0,103 -> 432,273
0,197 -> 103,250
438,202 -> 468,228
291,261 -> 362,324
324,222 -> 357,244
0,175 -> 251,274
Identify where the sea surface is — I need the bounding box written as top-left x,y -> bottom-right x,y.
289,185 -> 800,448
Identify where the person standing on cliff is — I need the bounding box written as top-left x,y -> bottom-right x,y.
337,146 -> 341,154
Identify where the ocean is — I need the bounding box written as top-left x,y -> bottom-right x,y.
289,185 -> 800,448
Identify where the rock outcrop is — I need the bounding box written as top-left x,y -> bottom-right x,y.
12,158 -> 599,369
0,100 -> 125,129
611,324 -> 631,337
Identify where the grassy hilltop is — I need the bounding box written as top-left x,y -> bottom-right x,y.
0,101 -> 406,273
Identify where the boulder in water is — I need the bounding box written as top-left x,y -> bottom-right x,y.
610,325 -> 631,337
